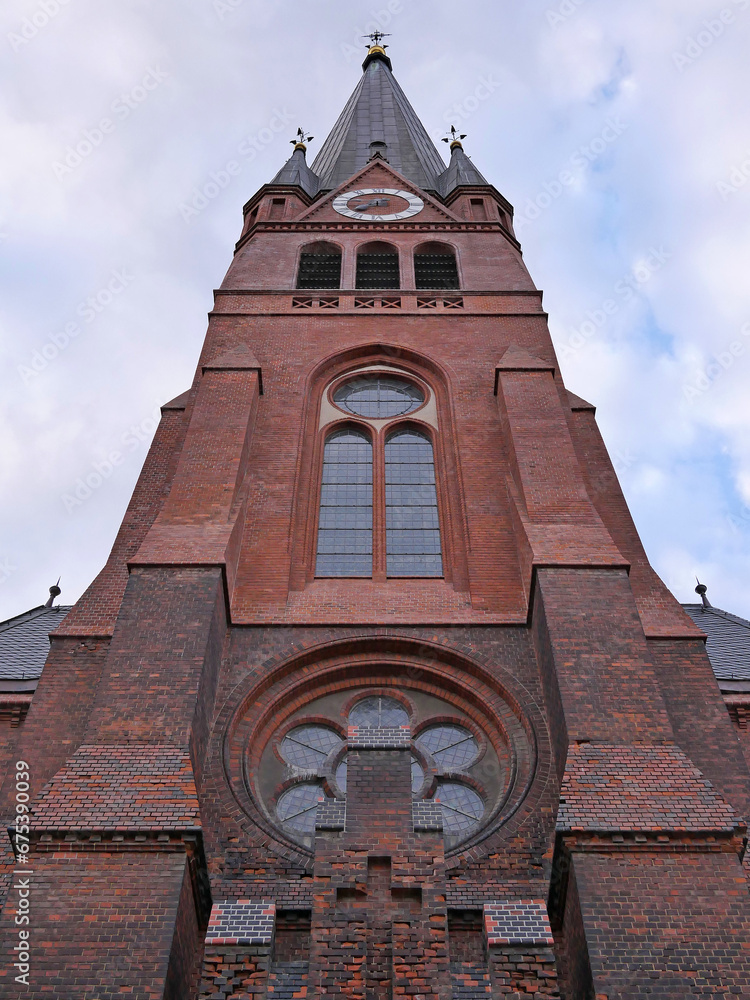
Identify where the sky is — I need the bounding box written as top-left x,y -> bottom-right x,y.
1,0 -> 749,621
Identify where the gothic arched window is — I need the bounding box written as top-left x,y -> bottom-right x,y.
297,241 -> 342,289
315,376 -> 443,580
413,241 -> 459,290
315,427 -> 373,578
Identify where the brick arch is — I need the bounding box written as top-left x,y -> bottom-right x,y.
288,346 -> 470,590
206,632 -> 554,871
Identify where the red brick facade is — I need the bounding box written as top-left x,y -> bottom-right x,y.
2,46 -> 749,999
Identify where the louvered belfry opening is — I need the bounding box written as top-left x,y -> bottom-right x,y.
297,241 -> 342,289
414,242 -> 459,290
356,242 -> 400,289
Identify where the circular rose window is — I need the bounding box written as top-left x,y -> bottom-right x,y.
333,376 -> 424,418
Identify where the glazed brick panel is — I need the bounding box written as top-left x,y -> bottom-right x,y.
0,638 -> 108,813
650,638 -> 750,824
55,404 -> 189,638
0,849 -> 190,998
84,566 -> 225,750
533,568 -> 674,743
573,849 -> 750,997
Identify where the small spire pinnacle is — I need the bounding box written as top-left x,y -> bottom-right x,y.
442,125 -> 468,151
290,127 -> 314,153
45,578 -> 62,608
695,579 -> 712,609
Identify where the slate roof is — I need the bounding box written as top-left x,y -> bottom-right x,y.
270,145 -> 322,198
682,603 -> 750,682
310,52 -> 449,194
0,605 -> 71,682
435,143 -> 489,197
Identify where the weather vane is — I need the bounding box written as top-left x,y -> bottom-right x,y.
363,30 -> 391,49
291,127 -> 314,147
442,125 -> 468,145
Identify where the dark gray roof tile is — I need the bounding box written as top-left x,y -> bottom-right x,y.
0,605 -> 72,681
682,603 -> 750,681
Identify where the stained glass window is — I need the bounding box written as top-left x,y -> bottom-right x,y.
333,377 -> 424,418
316,428 -> 373,577
280,726 -> 343,770
385,430 -> 443,577
348,696 -> 409,729
415,725 -> 478,770
276,783 -> 323,833
434,782 -> 484,836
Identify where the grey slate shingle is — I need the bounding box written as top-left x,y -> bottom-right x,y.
682,603 -> 750,682
0,605 -> 71,681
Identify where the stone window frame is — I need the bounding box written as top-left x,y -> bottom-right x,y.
312,375 -> 446,582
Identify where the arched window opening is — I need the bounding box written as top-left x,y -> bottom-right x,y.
414,242 -> 459,290
356,241 -> 400,290
385,429 -> 443,577
316,427 -> 373,578
297,241 -> 342,289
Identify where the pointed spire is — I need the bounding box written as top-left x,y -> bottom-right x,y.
311,43 -> 447,193
436,128 -> 489,197
270,130 -> 322,198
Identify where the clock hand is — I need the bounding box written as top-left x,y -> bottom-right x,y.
352,198 -> 390,211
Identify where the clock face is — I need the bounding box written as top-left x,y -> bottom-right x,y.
332,188 -> 424,222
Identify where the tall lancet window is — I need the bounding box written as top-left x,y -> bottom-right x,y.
385,429 -> 442,577
316,428 -> 373,577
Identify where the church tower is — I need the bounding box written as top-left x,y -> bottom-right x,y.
3,38 -> 750,999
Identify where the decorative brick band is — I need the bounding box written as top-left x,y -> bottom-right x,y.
205,900 -> 276,946
316,799 -> 346,831
413,801 -> 443,832
31,745 -> 201,832
347,725 -> 411,749
557,743 -> 742,835
483,901 -> 554,947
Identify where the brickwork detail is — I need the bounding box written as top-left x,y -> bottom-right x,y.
557,742 -> 742,834
315,799 -> 346,831
487,945 -> 560,998
199,946 -> 272,998
206,900 -> 276,945
413,801 -> 443,832
32,744 -> 200,831
483,900 -> 554,947
348,724 -> 411,748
